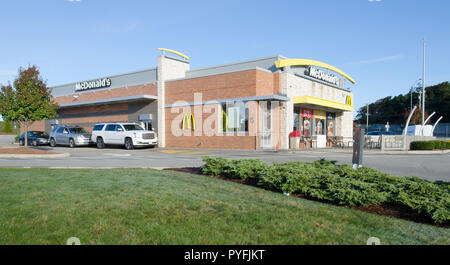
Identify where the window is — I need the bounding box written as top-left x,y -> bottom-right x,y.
105,124 -> 116,131
314,110 -> 326,135
222,101 -> 248,132
143,121 -> 152,131
293,107 -> 301,131
34,132 -> 49,137
69,127 -> 88,134
93,124 -> 105,131
57,127 -> 65,134
301,109 -> 314,137
123,124 -> 144,131
326,113 -> 335,137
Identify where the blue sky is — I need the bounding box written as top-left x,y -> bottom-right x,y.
0,0 -> 449,114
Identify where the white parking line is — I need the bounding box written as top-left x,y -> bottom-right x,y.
104,153 -> 132,157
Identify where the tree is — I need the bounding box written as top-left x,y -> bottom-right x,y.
354,82 -> 450,125
3,119 -> 12,133
0,66 -> 58,147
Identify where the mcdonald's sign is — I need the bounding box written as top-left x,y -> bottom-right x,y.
182,113 -> 196,130
346,96 -> 353,106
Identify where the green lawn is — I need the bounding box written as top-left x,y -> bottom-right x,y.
0,168 -> 448,245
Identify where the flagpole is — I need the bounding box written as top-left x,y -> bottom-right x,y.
421,38 -> 426,135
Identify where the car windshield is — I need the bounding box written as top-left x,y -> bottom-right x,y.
123,124 -> 144,131
69,128 -> 89,134
33,132 -> 49,137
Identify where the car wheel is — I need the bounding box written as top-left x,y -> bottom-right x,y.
96,137 -> 105,149
32,140 -> 38,146
124,138 -> 134,150
69,138 -> 76,148
50,138 -> 56,147
19,139 -> 24,146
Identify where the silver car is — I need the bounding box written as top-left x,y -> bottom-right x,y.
49,125 -> 92,148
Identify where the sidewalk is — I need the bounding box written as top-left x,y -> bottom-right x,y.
274,148 -> 450,155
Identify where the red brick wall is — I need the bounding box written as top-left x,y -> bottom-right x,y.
166,69 -> 278,104
164,69 -> 281,150
55,83 -> 157,105
21,121 -> 46,133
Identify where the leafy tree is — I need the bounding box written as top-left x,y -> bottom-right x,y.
355,82 -> 450,125
0,66 -> 58,146
3,119 -> 12,133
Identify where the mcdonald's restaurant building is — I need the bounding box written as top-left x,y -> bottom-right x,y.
30,50 -> 355,150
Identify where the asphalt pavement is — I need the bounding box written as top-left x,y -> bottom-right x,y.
0,144 -> 448,182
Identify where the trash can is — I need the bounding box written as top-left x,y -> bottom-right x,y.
289,131 -> 301,150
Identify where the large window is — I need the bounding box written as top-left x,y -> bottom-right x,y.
314,110 -> 326,135
301,109 -> 314,137
326,113 -> 335,137
222,101 -> 249,132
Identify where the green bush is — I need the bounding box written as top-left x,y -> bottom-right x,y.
201,157 -> 230,176
431,140 -> 444,149
410,141 -> 435,150
222,159 -> 268,180
201,157 -> 450,224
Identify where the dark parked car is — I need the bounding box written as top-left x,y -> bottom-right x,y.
19,131 -> 50,146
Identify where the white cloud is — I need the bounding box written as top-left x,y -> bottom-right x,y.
346,54 -> 404,66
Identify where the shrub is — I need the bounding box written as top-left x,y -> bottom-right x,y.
201,157 -> 268,180
222,159 -> 268,180
201,157 -> 450,224
201,157 -> 230,176
410,141 -> 435,150
431,140 -> 444,149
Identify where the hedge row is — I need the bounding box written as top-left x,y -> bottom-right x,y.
202,157 -> 450,224
410,140 -> 450,150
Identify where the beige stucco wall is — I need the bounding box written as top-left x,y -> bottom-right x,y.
282,73 -> 354,145
157,56 -> 190,147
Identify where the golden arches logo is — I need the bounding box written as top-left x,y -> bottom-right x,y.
157,48 -> 189,60
346,96 -> 353,106
182,114 -> 196,130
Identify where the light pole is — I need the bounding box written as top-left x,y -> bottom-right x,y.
421,39 -> 426,135
366,103 -> 369,132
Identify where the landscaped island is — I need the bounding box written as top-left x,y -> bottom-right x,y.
202,157 -> 450,225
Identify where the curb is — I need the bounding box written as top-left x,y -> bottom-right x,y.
274,149 -> 450,155
0,153 -> 70,159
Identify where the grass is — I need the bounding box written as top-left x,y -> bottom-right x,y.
0,168 -> 448,245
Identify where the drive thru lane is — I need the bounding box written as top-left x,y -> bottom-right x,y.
0,146 -> 448,182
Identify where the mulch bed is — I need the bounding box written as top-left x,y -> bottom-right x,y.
0,132 -> 14,136
164,167 -> 448,228
0,148 -> 58,155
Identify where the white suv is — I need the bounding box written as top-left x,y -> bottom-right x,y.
91,123 -> 157,150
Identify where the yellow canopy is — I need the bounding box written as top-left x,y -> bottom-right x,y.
294,96 -> 354,111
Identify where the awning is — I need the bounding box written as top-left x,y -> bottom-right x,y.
293,96 -> 353,112
59,95 -> 157,108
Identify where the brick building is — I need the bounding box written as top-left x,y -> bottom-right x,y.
29,51 -> 355,150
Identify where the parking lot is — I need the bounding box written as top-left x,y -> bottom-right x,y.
0,142 -> 448,182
